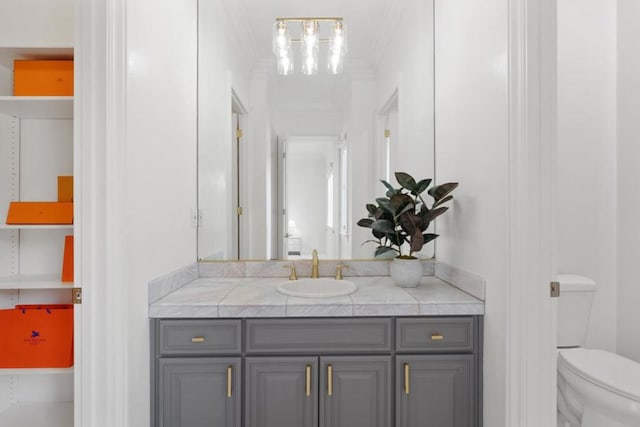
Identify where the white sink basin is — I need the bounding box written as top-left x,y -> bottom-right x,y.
277,278 -> 358,298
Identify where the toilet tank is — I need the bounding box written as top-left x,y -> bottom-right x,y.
557,274 -> 596,347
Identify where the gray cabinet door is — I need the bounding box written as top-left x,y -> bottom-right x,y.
158,357 -> 240,427
319,356 -> 392,427
245,356 -> 318,427
396,355 -> 474,427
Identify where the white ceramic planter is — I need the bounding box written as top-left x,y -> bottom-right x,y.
389,257 -> 423,288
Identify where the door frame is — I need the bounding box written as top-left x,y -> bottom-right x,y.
506,0 -> 557,425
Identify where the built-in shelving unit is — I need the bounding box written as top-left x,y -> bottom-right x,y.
0,402 -> 73,426
0,368 -> 73,376
0,274 -> 72,290
0,96 -> 73,119
0,9 -> 76,424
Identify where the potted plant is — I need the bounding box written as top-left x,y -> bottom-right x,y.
357,172 -> 458,287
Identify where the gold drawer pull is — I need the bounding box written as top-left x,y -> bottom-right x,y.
305,365 -> 311,396
327,364 -> 333,396
227,365 -> 233,398
191,337 -> 205,343
404,363 -> 410,394
430,333 -> 444,341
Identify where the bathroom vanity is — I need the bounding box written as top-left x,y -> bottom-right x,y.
149,267 -> 484,427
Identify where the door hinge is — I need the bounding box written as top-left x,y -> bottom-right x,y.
550,281 -> 560,298
236,129 -> 243,138
72,287 -> 82,304
237,206 -> 243,216
384,129 -> 391,138
191,208 -> 202,227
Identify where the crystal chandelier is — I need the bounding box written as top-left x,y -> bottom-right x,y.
272,18 -> 347,76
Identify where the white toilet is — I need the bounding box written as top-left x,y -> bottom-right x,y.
556,274 -> 640,427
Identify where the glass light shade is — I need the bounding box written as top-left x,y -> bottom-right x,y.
327,21 -> 346,75
272,21 -> 291,57
327,51 -> 343,75
301,20 -> 319,75
329,21 -> 347,56
277,54 -> 293,75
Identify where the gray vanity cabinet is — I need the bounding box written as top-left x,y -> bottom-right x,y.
158,357 -> 241,427
152,319 -> 243,427
152,316 -> 482,427
319,356 -> 392,427
395,355 -> 473,427
245,357 -> 318,427
245,356 -> 391,427
395,317 -> 480,427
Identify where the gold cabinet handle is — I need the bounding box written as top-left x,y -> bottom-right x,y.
327,364 -> 333,396
191,337 -> 205,343
430,333 -> 444,341
404,363 -> 410,394
305,365 -> 311,396
227,365 -> 233,398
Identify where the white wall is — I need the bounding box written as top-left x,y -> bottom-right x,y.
125,0 -> 198,425
433,1 -> 509,425
373,0 -> 435,258
617,0 -> 640,363
557,0 -> 617,352
198,0 -> 251,260
376,0 -> 434,180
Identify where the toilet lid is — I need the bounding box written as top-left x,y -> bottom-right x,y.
559,348 -> 640,402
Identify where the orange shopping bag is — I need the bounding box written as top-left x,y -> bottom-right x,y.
0,304 -> 74,368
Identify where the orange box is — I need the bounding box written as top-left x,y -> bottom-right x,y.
6,202 -> 73,225
58,176 -> 73,202
13,60 -> 74,96
0,305 -> 73,368
61,235 -> 74,283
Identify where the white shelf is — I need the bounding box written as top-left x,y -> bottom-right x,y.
0,274 -> 72,289
0,224 -> 73,230
0,367 -> 73,376
0,401 -> 73,426
0,96 -> 73,119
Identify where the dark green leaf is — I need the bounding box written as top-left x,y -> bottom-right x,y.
409,228 -> 424,253
366,204 -> 377,215
432,195 -> 454,208
357,218 -> 373,228
424,206 -> 449,222
414,178 -> 432,195
389,193 -> 413,215
380,179 -> 395,193
395,172 -> 417,191
422,233 -> 439,244
375,246 -> 397,257
371,219 -> 396,235
428,182 -> 458,202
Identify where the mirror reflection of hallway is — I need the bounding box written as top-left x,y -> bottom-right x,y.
281,136 -> 342,260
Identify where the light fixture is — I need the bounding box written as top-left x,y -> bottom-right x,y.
273,18 -> 347,75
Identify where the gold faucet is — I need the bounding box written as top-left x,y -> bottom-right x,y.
311,249 -> 319,278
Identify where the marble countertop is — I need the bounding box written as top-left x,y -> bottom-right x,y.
149,275 -> 484,318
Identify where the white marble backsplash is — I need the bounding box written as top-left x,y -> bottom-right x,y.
148,259 -> 485,305
148,262 -> 198,304
434,261 -> 486,300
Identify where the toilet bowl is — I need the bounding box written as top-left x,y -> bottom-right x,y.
556,275 -> 640,427
557,348 -> 640,427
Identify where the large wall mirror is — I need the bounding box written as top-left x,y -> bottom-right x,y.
198,0 -> 435,261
